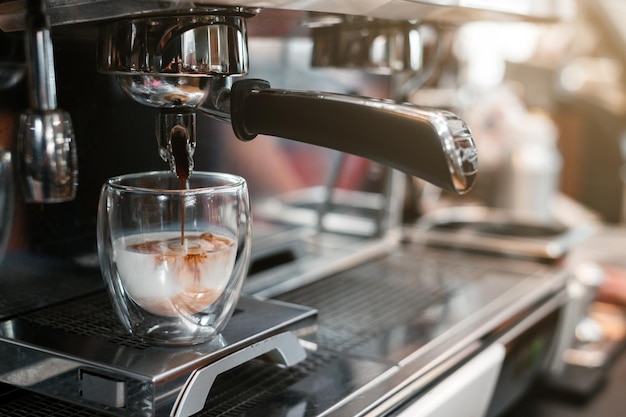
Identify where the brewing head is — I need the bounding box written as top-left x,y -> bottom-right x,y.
97,12 -> 251,110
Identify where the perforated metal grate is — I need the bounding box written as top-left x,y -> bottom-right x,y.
0,257 -> 103,320
18,291 -> 154,349
0,392 -> 108,417
275,251 -> 477,352
200,350 -> 333,416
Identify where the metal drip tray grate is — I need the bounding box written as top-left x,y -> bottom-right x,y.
19,291 -> 156,349
0,390 -> 108,416
271,246 -> 547,366
275,252 -> 470,352
0,255 -> 103,321
200,350 -> 332,415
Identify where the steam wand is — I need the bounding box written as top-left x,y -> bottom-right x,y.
16,0 -> 77,203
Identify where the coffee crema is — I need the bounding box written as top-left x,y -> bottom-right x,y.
114,231 -> 236,318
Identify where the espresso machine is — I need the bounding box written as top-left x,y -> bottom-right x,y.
0,1 -> 589,416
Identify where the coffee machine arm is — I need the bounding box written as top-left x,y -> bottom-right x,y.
227,79 -> 477,194
96,13 -> 476,193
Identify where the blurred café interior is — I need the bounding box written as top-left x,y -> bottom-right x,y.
2,0 -> 626,416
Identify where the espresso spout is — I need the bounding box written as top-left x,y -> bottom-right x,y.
156,111 -> 197,180
229,79 -> 477,194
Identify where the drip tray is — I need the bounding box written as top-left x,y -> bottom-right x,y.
0,293 -> 316,416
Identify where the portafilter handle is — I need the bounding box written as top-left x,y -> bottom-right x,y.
229,79 -> 477,194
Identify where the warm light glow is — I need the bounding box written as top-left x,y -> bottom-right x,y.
456,22 -> 541,88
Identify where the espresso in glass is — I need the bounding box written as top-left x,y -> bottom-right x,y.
98,171 -> 251,345
114,231 -> 236,317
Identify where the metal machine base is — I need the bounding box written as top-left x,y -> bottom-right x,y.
0,294 -> 316,416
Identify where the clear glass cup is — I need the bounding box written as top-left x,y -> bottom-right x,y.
0,148 -> 14,266
97,171 -> 251,345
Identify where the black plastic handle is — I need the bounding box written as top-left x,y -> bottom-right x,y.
230,79 -> 477,194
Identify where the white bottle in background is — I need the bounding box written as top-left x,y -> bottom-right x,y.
494,112 -> 562,221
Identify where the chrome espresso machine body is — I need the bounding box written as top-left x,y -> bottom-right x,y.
0,1 -> 582,417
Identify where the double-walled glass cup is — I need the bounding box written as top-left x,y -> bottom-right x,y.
97,171 -> 251,345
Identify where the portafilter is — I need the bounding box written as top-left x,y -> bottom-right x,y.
98,11 -> 477,194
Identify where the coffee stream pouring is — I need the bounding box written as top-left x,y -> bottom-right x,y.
98,11 -> 478,194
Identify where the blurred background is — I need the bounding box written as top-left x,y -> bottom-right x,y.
409,0 -> 626,225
